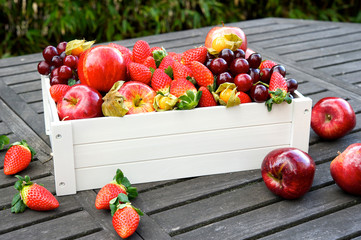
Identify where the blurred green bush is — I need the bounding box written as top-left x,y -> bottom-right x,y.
1,0 -> 360,58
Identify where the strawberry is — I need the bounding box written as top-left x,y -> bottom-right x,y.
259,60 -> 277,70
150,46 -> 163,55
151,69 -> 172,94
237,91 -> 252,104
189,61 -> 214,88
158,55 -> 175,70
132,40 -> 151,64
181,46 -> 207,66
128,62 -> 152,85
143,56 -> 157,70
170,52 -> 183,62
3,140 -> 36,175
11,175 -> 59,213
173,61 -> 193,80
110,193 -> 143,239
49,84 -> 71,103
170,78 -> 201,110
95,169 -> 138,210
198,86 -> 217,107
266,72 -> 292,111
152,47 -> 168,67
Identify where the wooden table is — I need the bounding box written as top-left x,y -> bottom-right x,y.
1,17 -> 361,239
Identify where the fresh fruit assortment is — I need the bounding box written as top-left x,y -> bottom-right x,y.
3,140 -> 36,175
37,25 -> 300,121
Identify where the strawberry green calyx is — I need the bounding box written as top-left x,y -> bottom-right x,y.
113,169 -> 138,200
10,140 -> 36,159
153,93 -> 178,112
176,90 -> 202,110
110,193 -> 143,217
102,81 -> 129,117
11,175 -> 32,213
265,89 -> 292,112
0,135 -> 9,150
153,47 -> 168,68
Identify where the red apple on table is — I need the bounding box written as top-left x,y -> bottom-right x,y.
261,147 -> 316,199
205,24 -> 247,52
57,84 -> 103,120
330,143 -> 361,195
119,81 -> 156,115
78,45 -> 127,93
311,97 -> 356,140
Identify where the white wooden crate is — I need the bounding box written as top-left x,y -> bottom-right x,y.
41,75 -> 312,196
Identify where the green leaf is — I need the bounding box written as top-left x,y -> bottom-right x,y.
110,203 -> 117,216
133,206 -> 144,216
68,79 -> 77,86
127,187 -> 138,200
11,193 -> 27,213
11,193 -> 21,206
164,65 -> 173,79
121,177 -> 131,188
0,135 -> 9,150
118,193 -> 129,203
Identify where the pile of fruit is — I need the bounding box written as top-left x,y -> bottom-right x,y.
37,25 -> 299,121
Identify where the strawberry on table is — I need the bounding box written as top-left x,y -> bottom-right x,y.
11,175 -> 59,213
110,193 -> 143,239
238,91 -> 252,104
266,72 -> 292,111
151,68 -> 172,94
189,61 -> 214,88
3,140 -> 36,175
128,62 -> 152,85
132,40 -> 151,64
95,169 -> 138,210
158,55 -> 175,70
170,78 -> 201,110
49,84 -> 71,103
198,86 -> 217,107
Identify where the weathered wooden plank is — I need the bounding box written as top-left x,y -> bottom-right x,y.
0,62 -> 38,77
28,101 -> 44,114
3,72 -> 41,85
317,59 -> 361,77
0,53 -> 42,68
132,169 -> 261,214
0,211 -> 101,240
0,195 -> 82,234
0,175 -> 55,209
19,90 -> 43,103
296,81 -> 326,96
0,93 -> 51,150
173,185 -> 359,240
76,230 -> 125,240
260,27 -> 361,50
247,24 -> 337,43
298,49 -> 361,69
136,213 -> 172,240
258,203 -> 361,240
337,70 -> 361,85
151,159 -> 334,235
0,121 -> 11,135
10,80 -> 41,94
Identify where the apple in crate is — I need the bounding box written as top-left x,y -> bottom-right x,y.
261,147 -> 316,199
330,143 -> 361,195
78,45 -> 127,93
205,24 -> 247,52
311,97 -> 356,140
102,81 -> 156,117
57,84 -> 103,120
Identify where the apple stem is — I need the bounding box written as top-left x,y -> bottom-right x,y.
326,113 -> 332,122
64,97 -> 78,105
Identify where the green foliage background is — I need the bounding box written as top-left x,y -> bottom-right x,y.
1,0 -> 360,58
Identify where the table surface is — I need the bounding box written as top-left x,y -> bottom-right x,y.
1,17 -> 361,240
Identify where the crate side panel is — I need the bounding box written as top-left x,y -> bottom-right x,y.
73,123 -> 292,168
74,144 -> 290,191
70,101 -> 294,145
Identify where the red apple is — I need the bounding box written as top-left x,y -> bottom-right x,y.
330,143 -> 361,195
119,81 -> 156,115
57,84 -> 103,120
205,25 -> 247,52
311,97 -> 356,140
78,45 -> 127,93
245,48 -> 255,59
261,147 -> 316,199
